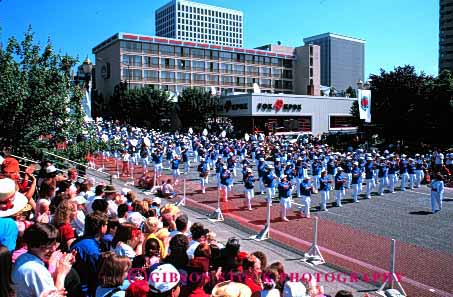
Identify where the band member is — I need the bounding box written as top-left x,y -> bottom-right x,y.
377,157 -> 388,196
364,157 -> 375,199
171,155 -> 181,185
197,158 -> 209,194
319,170 -> 331,211
278,176 -> 292,221
263,166 -> 277,206
121,150 -> 130,176
152,149 -> 163,178
299,176 -> 313,218
431,172 -> 444,214
220,166 -> 233,202
243,169 -> 255,211
334,167 -> 345,207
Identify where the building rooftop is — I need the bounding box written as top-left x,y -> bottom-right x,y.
157,0 -> 243,15
93,32 -> 295,59
303,32 -> 366,44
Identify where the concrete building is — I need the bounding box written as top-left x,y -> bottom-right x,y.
92,33 -> 321,100
218,93 -> 356,134
156,0 -> 243,47
303,32 -> 365,92
439,0 -> 453,73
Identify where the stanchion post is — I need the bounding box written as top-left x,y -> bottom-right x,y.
251,198 -> 271,241
208,187 -> 224,222
376,239 -> 407,296
114,159 -> 119,179
303,216 -> 325,265
176,178 -> 187,207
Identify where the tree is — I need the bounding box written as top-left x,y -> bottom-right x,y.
176,87 -> 219,130
0,27 -> 88,160
105,86 -> 174,129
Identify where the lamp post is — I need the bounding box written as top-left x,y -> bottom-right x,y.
81,57 -> 93,119
82,57 -> 93,88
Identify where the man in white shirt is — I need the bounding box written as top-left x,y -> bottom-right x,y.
169,214 -> 190,238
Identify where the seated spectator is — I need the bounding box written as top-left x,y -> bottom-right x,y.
117,204 -> 129,224
113,223 -> 144,259
95,252 -> 131,297
138,172 -> 154,190
260,268 -> 280,297
92,199 -> 109,214
12,223 -> 74,297
103,219 -> 120,251
216,237 -> 241,275
251,251 -> 267,272
87,185 -> 105,214
73,195 -> 88,237
162,179 -> 177,199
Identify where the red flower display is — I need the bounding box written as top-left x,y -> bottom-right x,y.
274,99 -> 284,112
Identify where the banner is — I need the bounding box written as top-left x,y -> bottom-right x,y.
358,89 -> 371,123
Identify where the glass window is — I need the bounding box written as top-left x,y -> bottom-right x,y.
143,43 -> 158,54
144,70 -> 159,81
233,64 -> 244,74
330,116 -> 356,129
192,60 -> 205,70
120,41 -> 142,52
193,73 -> 205,82
191,48 -> 204,58
178,59 -> 191,70
283,59 -> 293,68
159,45 -> 175,55
220,51 -> 232,61
271,58 -> 280,66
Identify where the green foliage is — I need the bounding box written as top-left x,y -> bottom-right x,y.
176,88 -> 219,130
0,27 -> 91,161
106,86 -> 174,129
353,65 -> 453,144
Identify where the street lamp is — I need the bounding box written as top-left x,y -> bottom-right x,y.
82,57 -> 93,88
357,79 -> 370,90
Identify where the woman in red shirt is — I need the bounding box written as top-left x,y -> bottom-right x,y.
53,199 -> 77,252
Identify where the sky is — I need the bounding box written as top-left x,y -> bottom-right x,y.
0,0 -> 439,78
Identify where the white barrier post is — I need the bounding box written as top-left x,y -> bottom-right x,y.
176,178 -> 187,206
376,239 -> 407,296
302,216 -> 325,265
114,158 -> 119,179
208,187 -> 224,222
251,198 -> 271,241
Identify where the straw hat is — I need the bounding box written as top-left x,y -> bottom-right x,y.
0,178 -> 28,218
211,281 -> 252,297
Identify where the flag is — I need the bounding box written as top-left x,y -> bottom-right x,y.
357,89 -> 371,123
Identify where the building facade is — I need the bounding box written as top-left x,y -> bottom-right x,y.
156,0 -> 243,47
439,0 -> 453,73
303,33 -> 365,92
218,93 -> 356,135
93,33 -> 321,100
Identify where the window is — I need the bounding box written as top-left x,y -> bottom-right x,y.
160,71 -> 175,82
160,58 -> 175,69
271,58 -> 281,66
233,64 -> 244,74
176,72 -> 190,82
159,45 -> 175,55
192,61 -> 205,70
260,67 -> 270,76
330,116 -> 356,129
143,43 -> 158,54
120,41 -> 142,52
122,69 -> 142,81
191,48 -> 204,58
178,59 -> 190,70
144,70 -> 159,81
283,59 -> 293,68
122,55 -> 142,67
193,73 -> 205,82
144,56 -> 159,67
207,74 -> 219,83
220,51 -> 232,61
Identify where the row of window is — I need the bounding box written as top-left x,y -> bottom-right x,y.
121,69 -> 292,89
177,4 -> 242,21
177,22 -> 242,34
177,13 -> 242,26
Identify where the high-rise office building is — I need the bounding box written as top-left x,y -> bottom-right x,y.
439,0 -> 453,73
155,0 -> 243,47
303,33 -> 365,91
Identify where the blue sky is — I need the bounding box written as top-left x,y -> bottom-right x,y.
0,0 -> 438,78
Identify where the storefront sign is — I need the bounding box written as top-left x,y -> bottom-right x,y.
224,100 -> 248,112
256,99 -> 301,112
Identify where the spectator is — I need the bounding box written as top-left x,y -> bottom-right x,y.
12,223 -> 74,297
95,252 -> 131,297
103,219 -> 120,251
0,244 -> 15,297
125,280 -> 149,297
92,199 -> 109,214
170,214 -> 190,238
186,223 -> 209,260
0,178 -> 27,251
73,195 -> 88,237
148,264 -> 181,297
335,290 -> 353,297
132,237 -> 161,274
251,251 -> 267,272
211,281 -> 252,297
260,268 -> 280,297
216,237 -> 241,275
242,255 -> 263,296
164,234 -> 189,271
53,199 -> 77,252
282,281 -> 309,297
112,223 -> 144,259
71,212 -> 109,297
103,185 -> 119,218
117,204 -> 129,224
